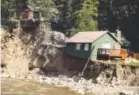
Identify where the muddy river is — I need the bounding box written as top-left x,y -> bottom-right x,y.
1,78 -> 82,95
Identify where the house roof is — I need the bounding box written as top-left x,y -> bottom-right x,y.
22,5 -> 39,11
66,31 -> 122,44
110,32 -> 130,45
66,31 -> 107,43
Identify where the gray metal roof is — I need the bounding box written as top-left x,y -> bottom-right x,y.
66,31 -> 122,45
66,31 -> 107,43
23,5 -> 39,11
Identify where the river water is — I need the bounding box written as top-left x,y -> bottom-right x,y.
1,78 -> 82,95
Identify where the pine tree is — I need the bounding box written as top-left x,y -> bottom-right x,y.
54,0 -> 74,32
27,0 -> 56,22
72,0 -> 98,34
1,0 -> 18,18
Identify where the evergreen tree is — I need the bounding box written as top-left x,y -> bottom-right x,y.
1,0 -> 56,21
1,0 -> 28,19
71,0 -> 98,34
27,0 -> 56,22
54,0 -> 74,32
55,0 -> 98,35
1,0 -> 20,18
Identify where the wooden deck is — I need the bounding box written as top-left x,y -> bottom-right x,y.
97,48 -> 139,60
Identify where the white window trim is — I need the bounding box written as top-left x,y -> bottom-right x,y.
84,44 -> 89,51
76,43 -> 81,50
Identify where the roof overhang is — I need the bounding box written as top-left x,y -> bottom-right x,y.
107,32 -> 122,45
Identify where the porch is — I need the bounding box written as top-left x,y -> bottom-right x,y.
97,48 -> 127,60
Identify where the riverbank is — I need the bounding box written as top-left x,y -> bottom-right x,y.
1,78 -> 81,95
1,72 -> 139,95
1,28 -> 139,95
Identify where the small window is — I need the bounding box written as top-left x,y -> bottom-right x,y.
76,44 -> 81,50
84,44 -> 89,51
33,11 -> 40,19
22,11 -> 29,19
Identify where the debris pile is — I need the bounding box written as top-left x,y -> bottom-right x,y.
1,28 -> 39,79
36,73 -> 139,95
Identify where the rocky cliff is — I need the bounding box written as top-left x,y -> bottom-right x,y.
1,25 -> 65,78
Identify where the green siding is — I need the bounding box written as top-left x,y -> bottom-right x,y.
65,33 -> 120,60
65,43 -> 91,59
91,33 -> 119,61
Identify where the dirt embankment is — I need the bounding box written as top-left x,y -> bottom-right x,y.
1,27 -> 39,79
1,26 -> 65,78
1,27 -> 139,95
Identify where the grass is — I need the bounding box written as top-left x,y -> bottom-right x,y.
125,61 -> 139,66
95,60 -> 139,67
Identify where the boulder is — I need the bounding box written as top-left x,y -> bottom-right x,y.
31,31 -> 66,70
41,31 -> 66,47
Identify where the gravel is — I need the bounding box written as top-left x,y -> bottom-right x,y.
34,74 -> 139,95
1,70 -> 139,95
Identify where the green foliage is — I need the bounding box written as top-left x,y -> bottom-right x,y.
98,0 -> 139,31
1,0 -> 28,18
72,0 -> 98,34
1,0 -> 139,52
55,0 -> 98,35
1,0 -> 98,32
27,0 -> 56,21
55,0 -> 73,21
98,0 -> 139,52
1,0 -> 17,18
1,0 -> 56,21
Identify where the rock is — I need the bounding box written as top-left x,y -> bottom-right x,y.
23,73 -> 138,95
26,75 -> 33,80
37,75 -> 44,83
41,31 -> 65,47
18,76 -> 26,80
1,73 -> 10,78
120,90 -> 137,95
10,73 -> 16,78
78,88 -> 85,94
30,68 -> 40,75
0,68 -> 5,73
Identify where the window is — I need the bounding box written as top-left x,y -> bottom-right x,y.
84,44 -> 89,51
22,11 -> 29,19
33,11 -> 40,19
76,44 -> 81,50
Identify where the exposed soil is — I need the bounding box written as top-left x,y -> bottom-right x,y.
1,27 -> 139,95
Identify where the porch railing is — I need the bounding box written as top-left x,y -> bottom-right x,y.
97,48 -> 127,59
97,48 -> 139,60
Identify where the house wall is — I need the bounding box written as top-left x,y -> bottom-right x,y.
65,33 -> 121,61
29,11 -> 33,19
21,9 -> 33,20
65,43 -> 92,59
21,10 -> 29,19
91,33 -> 120,61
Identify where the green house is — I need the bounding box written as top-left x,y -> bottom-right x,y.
65,31 -> 122,61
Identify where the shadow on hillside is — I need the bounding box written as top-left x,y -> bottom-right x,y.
19,27 -> 45,70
